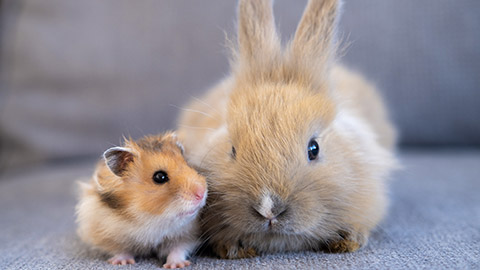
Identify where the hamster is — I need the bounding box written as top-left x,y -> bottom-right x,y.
177,0 -> 396,259
76,132 -> 207,268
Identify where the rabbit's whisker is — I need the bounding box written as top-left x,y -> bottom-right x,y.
170,104 -> 218,120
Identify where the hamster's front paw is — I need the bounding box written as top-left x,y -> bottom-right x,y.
107,253 -> 135,265
215,241 -> 257,259
163,260 -> 191,269
325,230 -> 367,253
163,245 -> 192,269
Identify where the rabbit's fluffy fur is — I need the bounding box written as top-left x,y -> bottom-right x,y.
177,0 -> 396,258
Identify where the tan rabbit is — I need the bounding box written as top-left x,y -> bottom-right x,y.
177,0 -> 396,259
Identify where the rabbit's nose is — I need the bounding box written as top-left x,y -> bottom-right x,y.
253,194 -> 287,222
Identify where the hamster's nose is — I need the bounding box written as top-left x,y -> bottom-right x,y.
192,185 -> 205,202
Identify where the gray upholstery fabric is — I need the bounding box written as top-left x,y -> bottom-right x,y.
1,0 -> 480,168
0,150 -> 479,269
339,1 -> 480,145
0,0 -> 236,166
1,2 -> 478,269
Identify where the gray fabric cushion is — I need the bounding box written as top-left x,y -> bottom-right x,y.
0,150 -> 479,269
1,0 -> 480,167
339,1 -> 480,145
0,0 -> 236,166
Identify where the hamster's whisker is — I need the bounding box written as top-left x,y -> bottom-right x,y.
198,226 -> 218,244
198,219 -> 224,244
200,213 -> 223,228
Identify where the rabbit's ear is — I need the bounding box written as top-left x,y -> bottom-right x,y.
290,0 -> 341,72
237,0 -> 280,64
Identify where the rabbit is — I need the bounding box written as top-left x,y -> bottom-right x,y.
177,0 -> 397,259
76,132 -> 207,268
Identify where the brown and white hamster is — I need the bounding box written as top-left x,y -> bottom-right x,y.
76,132 -> 207,268
177,0 -> 397,259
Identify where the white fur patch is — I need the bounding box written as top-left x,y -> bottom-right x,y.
176,141 -> 185,153
103,146 -> 132,159
332,108 -> 395,178
258,193 -> 274,219
92,172 -> 103,191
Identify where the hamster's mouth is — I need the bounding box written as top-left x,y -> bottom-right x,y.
179,205 -> 201,217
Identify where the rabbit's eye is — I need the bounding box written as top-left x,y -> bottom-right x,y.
153,170 -> 169,184
231,146 -> 237,160
307,139 -> 319,161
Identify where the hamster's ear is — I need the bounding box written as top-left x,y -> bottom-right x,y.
103,147 -> 135,177
237,0 -> 280,65
165,132 -> 185,154
289,0 -> 341,74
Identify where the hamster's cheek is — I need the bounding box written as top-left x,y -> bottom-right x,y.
169,197 -> 204,220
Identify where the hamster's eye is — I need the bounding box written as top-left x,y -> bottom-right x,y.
153,170 -> 169,184
231,146 -> 237,160
307,139 -> 319,161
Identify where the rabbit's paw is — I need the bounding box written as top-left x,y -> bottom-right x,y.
215,241 -> 257,259
325,230 -> 366,253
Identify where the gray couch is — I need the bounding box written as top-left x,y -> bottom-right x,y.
1,1 -> 479,269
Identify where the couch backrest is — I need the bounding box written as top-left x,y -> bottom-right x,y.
1,0 -> 479,169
